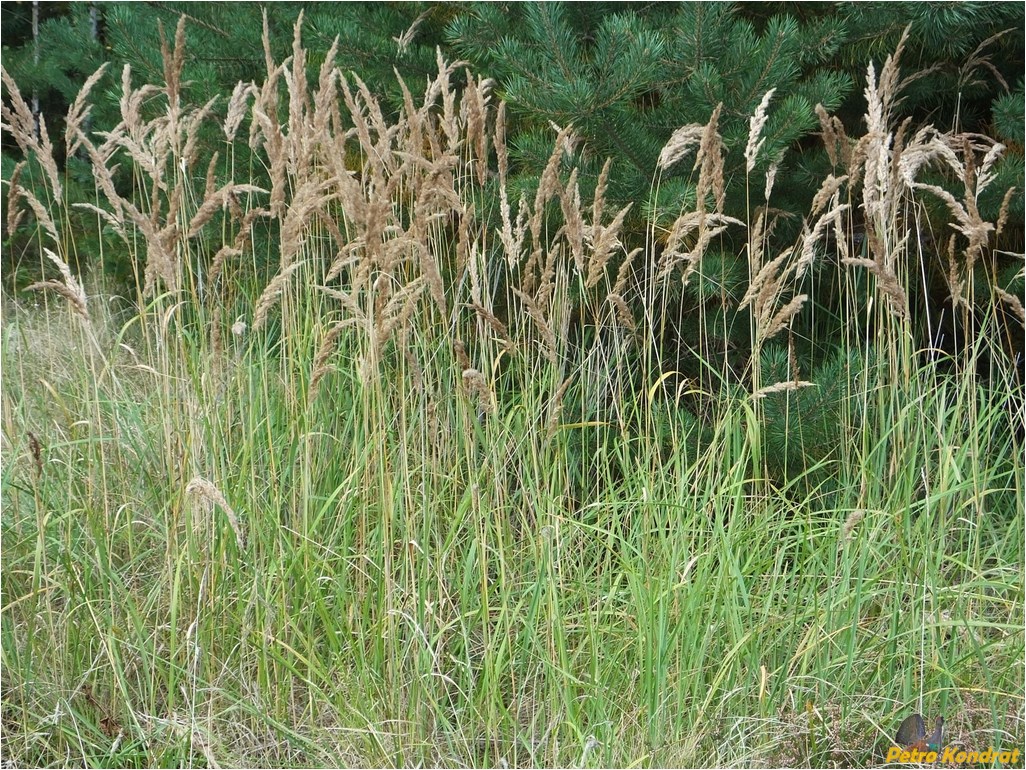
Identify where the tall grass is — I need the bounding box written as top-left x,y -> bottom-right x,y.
2,17 -> 1022,767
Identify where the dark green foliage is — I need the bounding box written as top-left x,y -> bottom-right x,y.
992,81 -> 1025,143
758,346 -> 860,486
94,2 -> 450,114
448,2 -> 852,231
1,4 -> 105,104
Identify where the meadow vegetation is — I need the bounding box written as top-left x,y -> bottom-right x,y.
1,15 -> 1023,768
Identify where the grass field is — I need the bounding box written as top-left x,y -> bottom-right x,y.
2,21 -> 1023,768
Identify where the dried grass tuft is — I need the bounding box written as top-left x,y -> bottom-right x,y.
996,288 -> 1025,325
25,248 -> 91,325
5,161 -> 25,234
18,186 -> 61,243
840,509 -> 866,542
461,368 -> 495,415
0,67 -> 62,199
752,380 -> 815,399
310,320 -> 359,403
65,63 -> 109,158
186,477 -> 246,550
253,261 -> 305,331
995,186 -> 1016,242
745,89 -> 776,173
816,103 -> 850,169
658,124 -> 705,172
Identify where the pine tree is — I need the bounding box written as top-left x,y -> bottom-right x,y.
446,2 -> 852,233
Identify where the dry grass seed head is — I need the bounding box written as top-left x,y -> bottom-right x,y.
657,123 -> 705,172
748,209 -> 766,275
5,161 -> 26,233
411,230 -> 449,320
995,288 -> 1025,325
309,319 -> 360,402
313,40 -> 340,142
35,119 -> 62,200
745,88 -> 776,173
0,68 -> 62,199
452,339 -> 472,370
116,66 -> 162,150
799,202 -> 850,277
159,17 -> 187,118
495,101 -> 509,184
373,275 -> 428,359
462,70 -> 491,186
995,186 -> 1016,242
816,103 -> 848,169
696,103 -> 725,213
80,135 -> 125,216
762,293 -> 808,341
545,376 -> 573,439
877,25 -> 910,123
612,245 -> 641,298
470,302 -> 515,354
354,74 -> 396,172
976,140 -> 1006,200
287,12 -> 310,163
461,368 -> 495,415
65,63 -> 109,157
512,287 -> 558,365
25,248 -> 90,324
260,9 -> 275,81
253,260 -> 305,330
318,285 -> 368,324
831,206 -> 851,263
606,292 -> 637,333
753,379 -> 815,399
433,51 -> 464,153
887,117 -> 913,200
656,211 -> 703,282
74,203 -> 127,245
764,160 -> 779,201
393,9 -> 432,55
395,73 -> 424,169
1,67 -> 39,152
495,124 -> 528,268
810,174 -> 849,218
202,151 -> 219,202
559,168 -> 585,273
943,234 -> 963,308
842,254 -> 910,318
210,206 -> 270,288
587,203 -> 632,290
840,509 -> 866,542
905,153 -> 993,271
536,241 -> 564,310
185,477 -> 245,550
187,182 -> 266,239
223,81 -> 255,141
740,247 -> 792,316
279,178 -> 336,268
662,212 -> 743,286
528,125 -> 574,255
18,187 -> 61,243
455,201 -> 474,279
182,96 -> 219,171
251,106 -> 288,219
